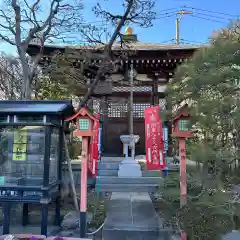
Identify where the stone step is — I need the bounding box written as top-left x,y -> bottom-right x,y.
103,229 -> 157,240
103,192 -> 172,240
100,159 -> 122,164
95,183 -> 158,192
101,157 -> 123,162
103,228 -> 171,240
97,169 -> 118,176
98,162 -> 119,170
96,176 -> 162,185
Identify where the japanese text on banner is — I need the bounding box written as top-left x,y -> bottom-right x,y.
144,106 -> 165,169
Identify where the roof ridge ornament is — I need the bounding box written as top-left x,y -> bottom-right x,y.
121,26 -> 137,42
125,27 -> 133,35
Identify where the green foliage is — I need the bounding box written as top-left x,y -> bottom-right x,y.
68,137 -> 82,159
160,23 -> 240,239
33,75 -> 80,160
158,170 -> 235,240
168,22 -> 240,183
34,76 -> 72,100
47,48 -> 95,97
87,194 -> 107,229
178,201 -> 233,240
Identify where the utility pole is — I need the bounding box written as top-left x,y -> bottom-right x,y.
175,10 -> 192,45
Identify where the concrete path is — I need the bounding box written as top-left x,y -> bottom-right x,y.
103,192 -> 171,240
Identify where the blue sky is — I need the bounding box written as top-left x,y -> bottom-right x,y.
0,0 -> 239,55
136,0 -> 240,44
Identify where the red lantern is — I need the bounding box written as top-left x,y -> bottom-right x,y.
172,104 -> 193,138
69,108 -> 95,137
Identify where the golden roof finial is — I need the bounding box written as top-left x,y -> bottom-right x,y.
125,27 -> 133,35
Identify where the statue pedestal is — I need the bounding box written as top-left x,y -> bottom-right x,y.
118,135 -> 142,177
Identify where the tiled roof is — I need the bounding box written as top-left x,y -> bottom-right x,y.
29,41 -> 205,51
108,41 -> 203,51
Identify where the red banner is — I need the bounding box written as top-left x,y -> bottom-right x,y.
144,106 -> 165,169
88,114 -> 100,177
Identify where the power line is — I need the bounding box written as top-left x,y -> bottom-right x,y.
155,8 -> 234,24
190,12 -> 233,21
155,14 -> 177,19
156,10 -> 179,16
155,10 -> 238,24
155,7 -> 238,21
189,15 -> 229,24
153,6 -> 237,46
180,39 -> 206,45
183,6 -> 239,18
157,7 -> 179,13
161,39 -> 175,43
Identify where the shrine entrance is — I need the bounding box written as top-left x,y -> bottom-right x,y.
93,85 -> 154,156
26,33 -> 199,158
104,98 -> 129,156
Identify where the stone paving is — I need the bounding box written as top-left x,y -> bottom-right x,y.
102,192 -> 171,240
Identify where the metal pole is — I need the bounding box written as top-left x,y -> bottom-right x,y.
129,64 -> 134,135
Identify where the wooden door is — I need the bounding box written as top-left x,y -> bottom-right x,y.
104,118 -> 128,156
103,98 -> 129,156
132,102 -> 151,155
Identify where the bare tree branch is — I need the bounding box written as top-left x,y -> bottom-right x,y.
0,0 -> 84,99
46,0 -> 155,109
77,0 -> 135,110
0,53 -> 23,99
93,0 -> 155,27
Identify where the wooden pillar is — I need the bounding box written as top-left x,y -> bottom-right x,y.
152,76 -> 159,105
101,96 -> 108,155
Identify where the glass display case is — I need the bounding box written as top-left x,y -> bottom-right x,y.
0,126 -> 45,188
0,100 -> 75,236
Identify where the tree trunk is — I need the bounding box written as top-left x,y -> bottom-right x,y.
64,134 -> 79,211
18,48 -> 31,99
76,0 -> 134,111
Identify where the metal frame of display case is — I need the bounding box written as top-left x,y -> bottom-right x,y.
0,100 -> 75,236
